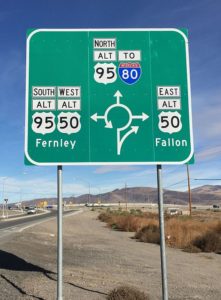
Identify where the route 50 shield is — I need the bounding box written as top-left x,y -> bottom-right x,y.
118,63 -> 141,84
158,111 -> 182,134
57,112 -> 81,135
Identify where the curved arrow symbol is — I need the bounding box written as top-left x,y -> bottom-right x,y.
117,126 -> 139,155
91,113 -> 113,128
91,91 -> 149,155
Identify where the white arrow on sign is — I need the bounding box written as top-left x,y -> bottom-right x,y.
132,113 -> 149,121
117,126 -> 139,155
114,90 -> 123,105
91,113 -> 113,128
105,120 -> 113,128
91,90 -> 149,155
91,113 -> 104,122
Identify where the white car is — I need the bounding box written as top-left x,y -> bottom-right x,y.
27,207 -> 37,214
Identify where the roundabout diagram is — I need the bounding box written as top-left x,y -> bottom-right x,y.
91,90 -> 149,155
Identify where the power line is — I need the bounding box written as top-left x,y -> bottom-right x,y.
194,178 -> 221,181
165,178 -> 187,189
163,165 -> 183,175
2,190 -> 56,196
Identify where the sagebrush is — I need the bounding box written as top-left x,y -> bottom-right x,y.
98,210 -> 221,253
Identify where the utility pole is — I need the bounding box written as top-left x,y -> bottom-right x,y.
5,199 -> 8,219
186,164 -> 192,216
2,177 -> 7,218
88,182 -> 91,204
125,183 -> 127,211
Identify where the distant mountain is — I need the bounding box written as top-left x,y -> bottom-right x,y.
22,185 -> 221,206
192,185 -> 221,195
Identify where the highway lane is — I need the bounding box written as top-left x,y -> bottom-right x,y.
0,209 -> 76,231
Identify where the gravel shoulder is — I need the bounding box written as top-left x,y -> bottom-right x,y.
0,209 -> 220,300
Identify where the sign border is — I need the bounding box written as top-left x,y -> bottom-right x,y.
25,28 -> 194,166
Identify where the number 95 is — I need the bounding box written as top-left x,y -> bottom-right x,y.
32,112 -> 56,135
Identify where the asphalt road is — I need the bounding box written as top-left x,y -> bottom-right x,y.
0,209 -> 75,231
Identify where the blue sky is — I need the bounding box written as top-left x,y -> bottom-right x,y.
0,0 -> 221,202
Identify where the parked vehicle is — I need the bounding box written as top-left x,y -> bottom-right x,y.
27,207 -> 37,214
213,204 -> 220,209
166,208 -> 182,216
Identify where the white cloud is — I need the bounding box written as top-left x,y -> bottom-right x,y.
94,165 -> 141,174
0,176 -> 89,202
196,145 -> 221,161
192,89 -> 221,146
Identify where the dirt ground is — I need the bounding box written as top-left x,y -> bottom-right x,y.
0,209 -> 220,300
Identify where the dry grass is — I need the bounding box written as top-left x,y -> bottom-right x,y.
190,222 -> 221,254
98,209 -> 157,232
135,224 -> 160,244
98,210 -> 221,254
166,219 -> 221,251
107,286 -> 150,300
165,218 -> 208,248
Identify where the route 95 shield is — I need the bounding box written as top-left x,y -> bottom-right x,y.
32,112 -> 56,135
94,63 -> 117,85
158,111 -> 182,134
118,62 -> 141,84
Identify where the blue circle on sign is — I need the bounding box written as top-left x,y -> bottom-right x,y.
118,63 -> 141,85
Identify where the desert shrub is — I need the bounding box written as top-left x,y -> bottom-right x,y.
98,212 -> 112,223
98,210 -> 221,254
192,231 -> 221,254
98,211 -> 156,232
107,286 -> 149,300
135,224 -> 160,244
214,221 -> 221,234
130,209 -> 143,216
165,218 -> 203,248
183,244 -> 201,253
109,215 -> 145,232
164,217 -> 220,249
111,223 -> 119,230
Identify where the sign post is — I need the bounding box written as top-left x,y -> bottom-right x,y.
57,166 -> 63,300
25,29 -> 193,300
157,165 -> 168,300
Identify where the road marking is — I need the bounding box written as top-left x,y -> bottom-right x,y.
18,210 -> 83,232
1,210 -> 49,222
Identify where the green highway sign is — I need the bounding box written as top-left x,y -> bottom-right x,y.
25,29 -> 194,165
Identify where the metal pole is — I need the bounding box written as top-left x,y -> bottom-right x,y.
57,165 -> 63,300
2,179 -> 6,218
5,199 -> 8,219
186,164 -> 192,216
89,183 -> 91,204
2,202 -> 5,218
156,165 -> 168,300
125,183 -> 127,211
